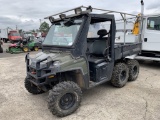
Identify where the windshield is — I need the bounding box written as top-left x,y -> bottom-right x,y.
43,19 -> 83,46
11,33 -> 20,36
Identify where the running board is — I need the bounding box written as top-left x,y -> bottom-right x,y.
135,56 -> 160,61
89,80 -> 108,89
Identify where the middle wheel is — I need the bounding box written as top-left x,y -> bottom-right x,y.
111,63 -> 129,88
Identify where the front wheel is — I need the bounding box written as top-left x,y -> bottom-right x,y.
111,63 -> 129,88
48,81 -> 82,117
24,78 -> 44,94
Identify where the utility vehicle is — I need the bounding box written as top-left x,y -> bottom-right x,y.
24,5 -> 142,117
135,13 -> 160,62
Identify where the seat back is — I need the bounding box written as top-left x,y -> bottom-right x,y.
88,29 -> 108,57
89,40 -> 106,56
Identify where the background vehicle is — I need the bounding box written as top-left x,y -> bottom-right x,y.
0,28 -> 22,43
33,32 -> 42,38
6,36 -> 39,54
136,13 -> 160,61
24,4 -> 142,117
34,37 -> 44,48
41,32 -> 47,37
114,2 -> 160,62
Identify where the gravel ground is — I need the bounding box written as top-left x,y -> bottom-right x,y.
0,55 -> 160,120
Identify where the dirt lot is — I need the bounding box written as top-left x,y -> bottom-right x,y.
0,54 -> 160,120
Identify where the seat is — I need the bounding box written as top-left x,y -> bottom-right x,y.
88,29 -> 108,64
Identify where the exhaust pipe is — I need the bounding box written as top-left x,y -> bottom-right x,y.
140,0 -> 144,42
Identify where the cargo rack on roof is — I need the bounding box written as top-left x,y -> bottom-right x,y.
44,5 -> 143,44
44,6 -> 138,20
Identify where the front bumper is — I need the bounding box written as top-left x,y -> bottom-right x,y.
25,53 -> 57,87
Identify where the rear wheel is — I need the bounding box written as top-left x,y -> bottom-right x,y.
111,63 -> 129,88
25,78 -> 44,94
48,81 -> 82,117
23,46 -> 29,52
127,60 -> 139,81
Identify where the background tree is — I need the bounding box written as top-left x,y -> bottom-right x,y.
36,29 -> 40,32
31,29 -> 35,33
39,21 -> 49,33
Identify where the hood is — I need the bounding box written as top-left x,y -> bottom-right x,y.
31,52 -> 72,63
30,52 -> 73,69
35,52 -> 61,61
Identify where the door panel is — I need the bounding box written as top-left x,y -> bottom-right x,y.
143,16 -> 160,52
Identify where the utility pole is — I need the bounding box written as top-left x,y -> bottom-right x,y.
19,15 -> 22,30
16,25 -> 18,30
39,19 -> 42,32
39,19 -> 42,25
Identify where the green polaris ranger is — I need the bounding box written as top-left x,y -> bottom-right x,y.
24,5 -> 142,117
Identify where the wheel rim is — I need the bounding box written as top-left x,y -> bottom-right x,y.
120,70 -> 127,81
133,66 -> 138,76
23,47 -> 28,52
34,47 -> 38,51
59,93 -> 76,110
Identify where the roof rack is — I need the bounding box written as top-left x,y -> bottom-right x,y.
82,6 -> 137,16
44,5 -> 137,19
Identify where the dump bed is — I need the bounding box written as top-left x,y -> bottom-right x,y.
114,43 -> 141,60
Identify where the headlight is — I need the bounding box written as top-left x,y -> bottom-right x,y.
53,61 -> 60,66
41,60 -> 47,64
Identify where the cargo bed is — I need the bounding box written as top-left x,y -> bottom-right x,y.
114,43 -> 142,60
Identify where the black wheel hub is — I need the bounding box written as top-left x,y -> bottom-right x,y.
59,93 -> 76,110
120,70 -> 127,81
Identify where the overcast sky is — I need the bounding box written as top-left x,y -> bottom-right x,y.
0,0 -> 159,31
